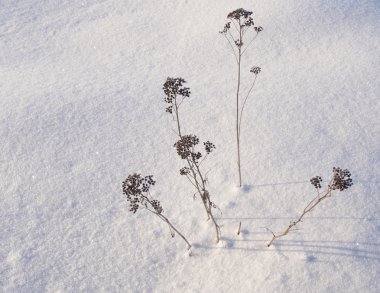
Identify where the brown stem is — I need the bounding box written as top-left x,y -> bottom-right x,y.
267,187 -> 333,247
238,75 -> 258,144
172,93 -> 221,242
236,21 -> 242,187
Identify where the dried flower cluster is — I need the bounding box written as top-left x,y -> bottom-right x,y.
250,66 -> 261,75
163,77 -> 190,114
330,167 -> 353,191
174,135 -> 200,160
122,174 -> 156,213
227,8 -> 253,20
310,176 -> 322,189
204,141 -> 216,154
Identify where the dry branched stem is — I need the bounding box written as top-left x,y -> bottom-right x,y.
220,8 -> 263,187
267,168 -> 353,247
163,78 -> 221,243
122,174 -> 191,250
237,221 -> 242,235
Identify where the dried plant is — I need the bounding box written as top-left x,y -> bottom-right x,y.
220,8 -> 263,187
267,167 -> 353,247
122,173 -> 191,250
163,77 -> 221,243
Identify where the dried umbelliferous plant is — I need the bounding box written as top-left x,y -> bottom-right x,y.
163,77 -> 221,243
220,8 -> 263,187
267,167 -> 353,247
122,173 -> 191,250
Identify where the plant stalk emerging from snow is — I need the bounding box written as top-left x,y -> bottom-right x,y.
220,8 -> 263,187
163,77 -> 221,243
122,173 -> 191,250
267,167 -> 353,247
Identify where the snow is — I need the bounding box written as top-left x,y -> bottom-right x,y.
1,0 -> 379,292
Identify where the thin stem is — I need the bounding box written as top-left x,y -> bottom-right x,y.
238,75 -> 258,139
236,20 -> 242,187
171,87 -> 221,242
224,34 -> 238,64
241,33 -> 258,56
231,20 -> 240,34
154,210 -> 192,250
267,187 -> 333,247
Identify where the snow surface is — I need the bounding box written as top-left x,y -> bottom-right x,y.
1,0 -> 379,292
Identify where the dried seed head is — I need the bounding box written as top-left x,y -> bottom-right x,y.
174,135 -> 200,160
250,66 -> 261,75
330,167 -> 353,191
204,141 -> 216,154
122,174 -> 156,213
227,8 -> 253,20
180,166 -> 191,176
310,176 -> 323,189
219,22 -> 231,34
163,77 -> 191,108
151,199 -> 163,214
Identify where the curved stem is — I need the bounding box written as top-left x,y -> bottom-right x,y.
238,75 -> 258,139
241,33 -> 258,56
267,187 -> 333,247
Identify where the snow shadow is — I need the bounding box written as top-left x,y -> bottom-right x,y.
194,239 -> 380,261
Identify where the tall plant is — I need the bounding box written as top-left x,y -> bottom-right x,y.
220,8 -> 263,187
163,77 -> 221,243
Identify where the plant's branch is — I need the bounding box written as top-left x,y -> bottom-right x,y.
224,34 -> 238,64
235,20 -> 243,187
173,96 -> 182,137
170,83 -> 221,242
241,33 -> 258,56
177,96 -> 185,108
238,75 -> 258,139
198,153 -> 209,166
267,187 -> 333,247
185,174 -> 198,190
231,19 -> 240,34
152,209 -> 192,250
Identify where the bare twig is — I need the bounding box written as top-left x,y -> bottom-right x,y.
237,221 -> 242,235
267,168 -> 353,247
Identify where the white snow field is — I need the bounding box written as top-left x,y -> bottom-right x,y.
1,0 -> 379,292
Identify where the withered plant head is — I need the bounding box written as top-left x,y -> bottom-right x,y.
163,77 -> 191,113
221,8 -> 263,34
203,141 -> 216,154
180,166 -> 191,176
122,173 -> 162,214
219,22 -> 231,34
250,66 -> 261,75
330,167 -> 353,191
163,77 -> 190,101
228,8 -> 253,20
174,134 -> 201,160
310,176 -> 322,189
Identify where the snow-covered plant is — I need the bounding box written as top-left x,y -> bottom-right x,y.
267,167 -> 353,247
220,8 -> 263,187
163,77 -> 221,243
122,173 -> 191,250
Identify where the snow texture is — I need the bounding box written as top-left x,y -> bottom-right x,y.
1,0 -> 379,292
